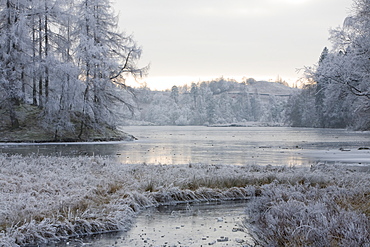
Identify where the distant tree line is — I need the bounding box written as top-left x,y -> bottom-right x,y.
285,0 -> 370,130
131,78 -> 295,126
0,0 -> 146,138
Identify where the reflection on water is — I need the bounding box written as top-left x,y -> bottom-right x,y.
1,126 -> 370,166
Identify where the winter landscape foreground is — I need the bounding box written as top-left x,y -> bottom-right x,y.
0,154 -> 369,246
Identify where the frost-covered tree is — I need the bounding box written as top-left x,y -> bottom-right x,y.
250,89 -> 262,121
285,84 -> 318,127
74,0 -> 145,137
236,84 -> 252,122
190,82 -> 198,109
287,0 -> 370,129
0,0 -> 29,129
132,78 -> 293,126
307,0 -> 370,130
314,47 -> 329,127
0,0 -> 146,140
41,0 -> 82,137
170,85 -> 179,104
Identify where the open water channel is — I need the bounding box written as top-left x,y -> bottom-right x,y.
54,200 -> 253,247
2,126 -> 370,246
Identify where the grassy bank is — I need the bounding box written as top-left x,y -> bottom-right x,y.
0,155 -> 369,246
0,104 -> 135,143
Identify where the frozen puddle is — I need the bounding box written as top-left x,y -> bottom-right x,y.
59,201 -> 253,247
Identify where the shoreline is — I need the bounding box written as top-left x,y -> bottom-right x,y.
1,156 -> 369,246
0,127 -> 137,143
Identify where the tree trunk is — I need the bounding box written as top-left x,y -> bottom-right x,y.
5,0 -> 20,129
44,1 -> 49,104
38,15 -> 43,108
32,19 -> 37,105
9,107 -> 19,129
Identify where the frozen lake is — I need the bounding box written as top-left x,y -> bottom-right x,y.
2,126 -> 370,246
1,126 -> 370,166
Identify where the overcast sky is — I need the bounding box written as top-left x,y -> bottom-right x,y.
113,0 -> 353,90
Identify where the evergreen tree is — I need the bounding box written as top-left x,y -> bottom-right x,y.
190,82 -> 198,109
314,47 -> 329,127
170,85 -> 179,104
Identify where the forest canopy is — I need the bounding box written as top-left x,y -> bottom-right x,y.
129,78 -> 296,126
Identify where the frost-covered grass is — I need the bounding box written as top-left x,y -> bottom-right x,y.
1,155 -> 369,246
246,164 -> 370,246
0,155 -> 256,246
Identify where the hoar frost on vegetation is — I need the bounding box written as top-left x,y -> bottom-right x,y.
246,164 -> 370,246
131,78 -> 295,126
0,155 -> 370,246
0,0 -> 146,139
289,0 -> 370,131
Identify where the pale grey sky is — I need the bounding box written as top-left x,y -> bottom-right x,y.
114,0 -> 353,90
